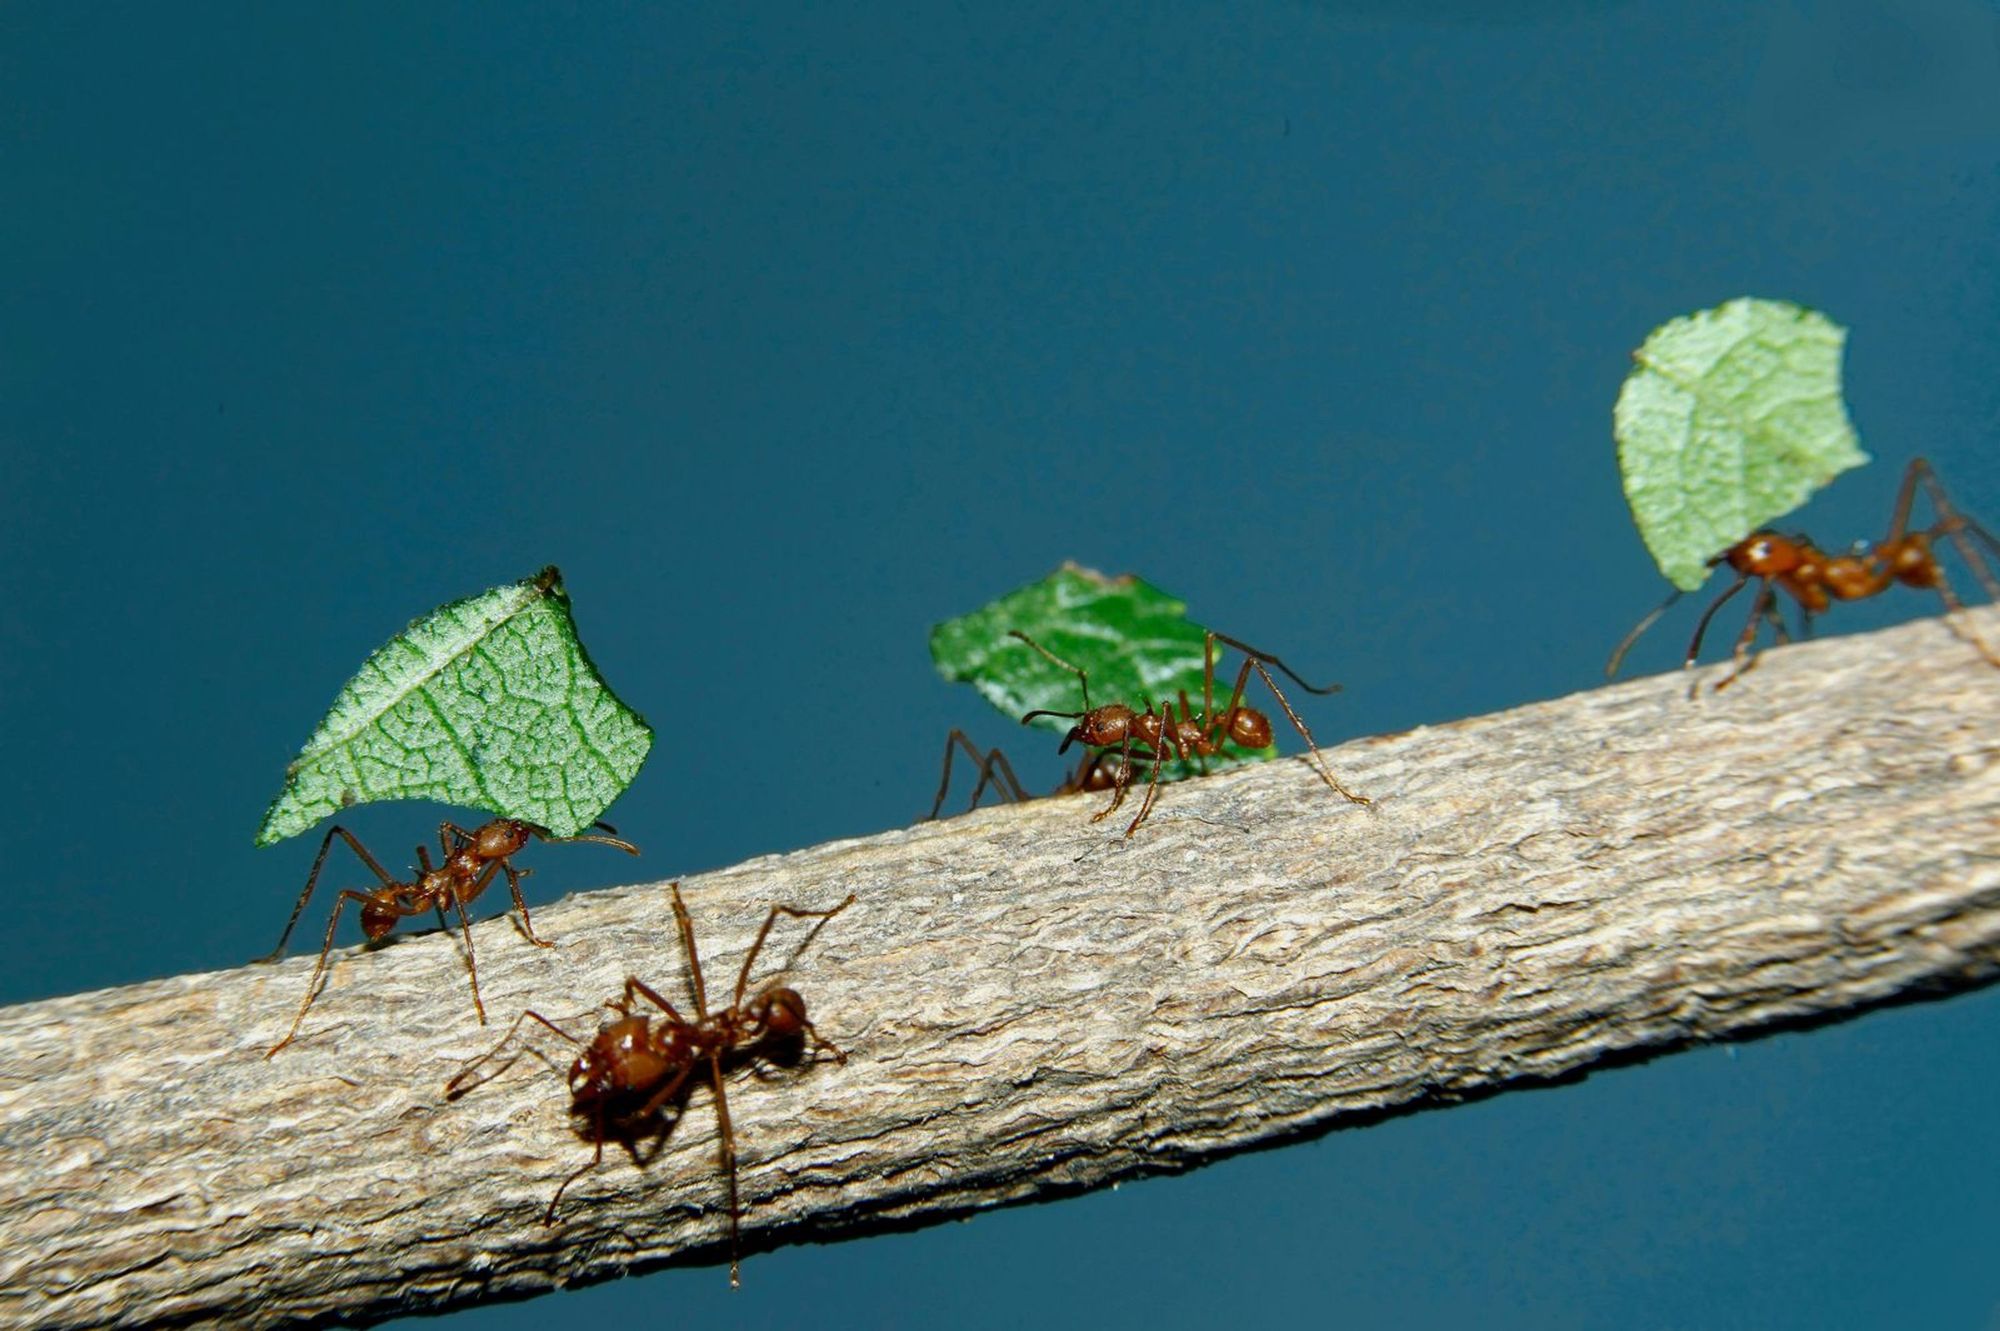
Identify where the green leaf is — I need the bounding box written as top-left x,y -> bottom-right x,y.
255,567 -> 653,846
1615,297 -> 1870,591
928,563 -> 1274,779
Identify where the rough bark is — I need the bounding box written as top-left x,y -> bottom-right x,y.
3,609 -> 1999,1329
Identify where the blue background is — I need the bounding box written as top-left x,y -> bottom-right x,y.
5,2 -> 2000,1327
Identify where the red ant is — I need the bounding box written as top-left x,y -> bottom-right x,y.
924,730 -> 1137,820
445,883 -> 853,1288
1009,628 -> 1369,836
262,817 -> 640,1055
1607,457 -> 2000,691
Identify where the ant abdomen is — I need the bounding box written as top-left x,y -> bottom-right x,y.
1225,708 -> 1272,750
360,901 -> 402,939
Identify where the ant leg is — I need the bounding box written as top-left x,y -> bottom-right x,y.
266,888 -> 376,1056
1883,456 -> 1926,544
1761,595 -> 1792,646
1606,588 -> 1685,679
449,868 -> 493,1027
966,745 -> 1027,810
545,1104 -> 608,1226
1912,457 -> 2000,602
1089,739 -> 1138,822
505,862 -> 557,948
445,1008 -> 582,1098
1122,743 -> 1170,836
1249,658 -> 1369,805
669,883 -> 712,1019
1713,581 -> 1779,693
927,730 -> 1028,820
1202,632 -> 1219,721
1681,574 -> 1751,669
1925,565 -> 2000,667
261,825 -> 400,962
630,1060 -> 700,1124
730,894 -> 857,1011
623,975 -> 695,1026
791,1012 -> 850,1064
705,1050 -> 745,1288
927,730 -> 976,820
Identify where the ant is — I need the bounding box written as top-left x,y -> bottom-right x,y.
262,817 -> 640,1056
1607,457 -> 2000,691
1009,628 -> 1369,836
924,730 -> 1137,820
445,882 -> 854,1288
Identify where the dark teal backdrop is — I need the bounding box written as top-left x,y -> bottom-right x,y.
5,3 -> 1999,1327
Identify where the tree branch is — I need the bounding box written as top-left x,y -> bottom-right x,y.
4,609 -> 2000,1328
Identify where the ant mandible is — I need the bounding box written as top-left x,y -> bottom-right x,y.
445,882 -> 854,1288
1008,627 -> 1369,836
924,730 -> 1137,820
262,817 -> 639,1055
1607,457 -> 2000,691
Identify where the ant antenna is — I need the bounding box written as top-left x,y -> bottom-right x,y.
1209,631 -> 1344,695
1605,588 -> 1684,679
1008,629 -> 1093,710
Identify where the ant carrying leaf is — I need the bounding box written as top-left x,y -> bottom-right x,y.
1608,457 -> 2000,691
261,817 -> 638,1055
1010,628 -> 1368,836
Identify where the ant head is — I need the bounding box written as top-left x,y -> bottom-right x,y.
1074,704 -> 1135,749
476,820 -> 534,860
1726,533 -> 1803,577
1225,706 -> 1272,750
569,1016 -> 656,1101
568,1044 -> 614,1101
1023,703 -> 1133,752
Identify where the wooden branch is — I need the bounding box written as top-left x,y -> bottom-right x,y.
5,608 -> 2000,1329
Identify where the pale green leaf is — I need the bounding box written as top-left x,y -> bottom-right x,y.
255,567 -> 653,846
1615,297 -> 1869,590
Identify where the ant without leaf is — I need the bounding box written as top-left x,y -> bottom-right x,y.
262,817 -> 639,1055
1607,457 -> 2000,691
1009,628 -> 1369,836
445,882 -> 853,1288
924,730 -> 1137,820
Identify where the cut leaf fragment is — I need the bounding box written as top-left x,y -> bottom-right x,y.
928,563 -> 1274,779
255,566 -> 653,846
1615,297 -> 1869,591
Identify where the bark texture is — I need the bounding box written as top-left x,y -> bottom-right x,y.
3,610 -> 2000,1328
